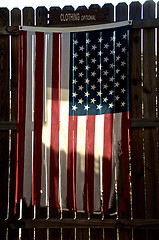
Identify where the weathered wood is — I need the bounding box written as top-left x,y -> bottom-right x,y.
130,2 -> 146,240
116,3 -> 131,240
143,1 -> 159,240
0,7 -> 9,240
76,213 -> 89,240
2,218 -> 159,229
8,8 -> 21,240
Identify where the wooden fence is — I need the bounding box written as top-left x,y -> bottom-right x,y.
0,0 -> 159,239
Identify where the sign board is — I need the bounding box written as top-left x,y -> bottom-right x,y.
49,8 -> 110,25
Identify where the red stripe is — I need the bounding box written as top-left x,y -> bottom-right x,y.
84,115 -> 95,213
122,112 -> 130,172
103,114 -> 113,213
67,116 -> 77,211
50,33 -> 61,209
33,32 -> 44,206
16,31 -> 27,202
119,111 -> 130,211
122,111 -> 130,199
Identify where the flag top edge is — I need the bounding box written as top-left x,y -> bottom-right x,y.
19,20 -> 132,33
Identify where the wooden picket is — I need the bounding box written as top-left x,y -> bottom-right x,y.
0,1 -> 159,240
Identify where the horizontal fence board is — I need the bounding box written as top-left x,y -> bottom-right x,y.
2,219 -> 159,229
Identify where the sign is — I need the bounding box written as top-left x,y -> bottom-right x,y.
49,8 -> 110,25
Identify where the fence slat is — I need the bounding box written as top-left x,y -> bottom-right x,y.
0,7 -> 9,240
129,2 -> 146,240
21,7 -> 34,240
35,7 -> 48,240
143,1 -> 159,240
8,8 -> 21,240
116,3 -> 132,240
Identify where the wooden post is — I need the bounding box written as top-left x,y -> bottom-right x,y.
0,7 -> 9,240
129,2 -> 146,240
143,1 -> 159,239
116,3 -> 132,240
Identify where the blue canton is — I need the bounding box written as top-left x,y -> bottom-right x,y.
69,25 -> 130,116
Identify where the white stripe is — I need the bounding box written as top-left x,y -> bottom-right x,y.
59,33 -> 70,210
41,33 -> 53,206
76,116 -> 86,211
108,112 -> 122,209
94,114 -> 104,211
23,31 -> 34,205
20,20 -> 132,33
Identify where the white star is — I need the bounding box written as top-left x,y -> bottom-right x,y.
72,79 -> 78,84
78,98 -> 84,104
121,88 -> 126,93
104,57 -> 109,62
98,50 -> 103,56
97,104 -> 102,110
103,97 -> 108,102
121,74 -> 126,80
110,36 -> 115,41
104,43 -> 109,49
73,52 -> 78,58
103,70 -> 109,76
86,52 -> 91,57
85,65 -> 90,71
97,77 -> 102,83
85,78 -> 90,84
79,72 -> 84,78
91,58 -> 96,64
73,39 -> 79,45
91,71 -> 96,77
91,85 -> 96,90
109,76 -> 114,82
97,64 -> 103,70
115,95 -> 120,101
103,84 -> 108,89
116,55 -> 121,61
84,105 -> 90,111
109,102 -> 114,108
123,33 -> 127,39
86,39 -> 91,44
110,49 -> 115,55
98,37 -> 103,43
110,63 -> 114,69
78,85 -> 84,91
122,47 -> 126,53
73,66 -> 78,71
72,92 -> 78,98
116,68 -> 120,74
97,91 -> 102,96
115,82 -> 120,87
79,45 -> 84,51
109,90 -> 114,95
121,101 -> 126,107
91,98 -> 96,104
72,105 -> 78,111
92,44 -> 97,50
85,92 -> 90,97
116,42 -> 122,48
121,61 -> 126,66
79,59 -> 84,64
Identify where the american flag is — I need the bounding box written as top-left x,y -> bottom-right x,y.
15,21 -> 131,214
